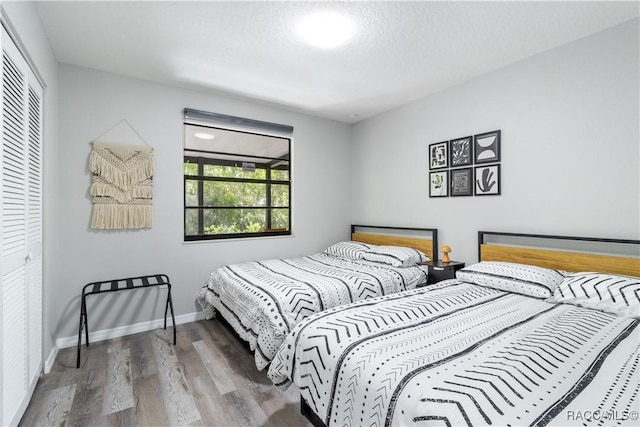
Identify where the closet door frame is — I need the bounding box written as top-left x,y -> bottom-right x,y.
1,22 -> 44,427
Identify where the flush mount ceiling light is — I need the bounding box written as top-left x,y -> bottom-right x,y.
297,11 -> 355,49
194,132 -> 214,140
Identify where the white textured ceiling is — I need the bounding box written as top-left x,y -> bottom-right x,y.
35,1 -> 639,123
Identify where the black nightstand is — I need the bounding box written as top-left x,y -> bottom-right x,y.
421,260 -> 465,285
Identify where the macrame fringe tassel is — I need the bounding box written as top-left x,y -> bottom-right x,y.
89,150 -> 155,191
90,182 -> 154,203
91,204 -> 152,229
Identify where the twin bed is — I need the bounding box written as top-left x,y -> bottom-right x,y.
266,231 -> 640,427
197,225 -> 438,370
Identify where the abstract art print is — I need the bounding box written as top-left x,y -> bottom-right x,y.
449,136 -> 472,167
429,141 -> 448,170
429,171 -> 449,197
475,164 -> 500,195
450,167 -> 473,196
474,130 -> 501,164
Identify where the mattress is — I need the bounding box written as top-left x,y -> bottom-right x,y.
197,253 -> 429,370
268,280 -> 640,426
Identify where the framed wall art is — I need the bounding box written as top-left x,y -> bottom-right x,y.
429,170 -> 449,198
449,136 -> 472,167
450,167 -> 473,197
429,141 -> 448,170
475,164 -> 501,196
474,130 -> 501,164
428,129 -> 502,199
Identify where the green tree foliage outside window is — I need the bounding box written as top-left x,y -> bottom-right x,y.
183,124 -> 291,240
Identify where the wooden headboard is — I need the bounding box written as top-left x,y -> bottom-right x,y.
478,231 -> 640,277
351,225 -> 438,261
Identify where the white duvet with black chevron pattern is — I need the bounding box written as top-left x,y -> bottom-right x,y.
197,253 -> 429,370
268,280 -> 640,426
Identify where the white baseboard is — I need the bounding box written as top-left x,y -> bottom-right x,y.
44,344 -> 58,375
44,311 -> 204,374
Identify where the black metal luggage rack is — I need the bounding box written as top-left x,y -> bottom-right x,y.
76,273 -> 176,368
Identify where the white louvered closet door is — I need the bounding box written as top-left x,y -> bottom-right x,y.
1,26 -> 43,427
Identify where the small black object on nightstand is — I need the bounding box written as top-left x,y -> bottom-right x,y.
421,260 -> 465,285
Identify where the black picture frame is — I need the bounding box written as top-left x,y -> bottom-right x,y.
429,170 -> 449,198
450,167 -> 473,196
475,164 -> 501,196
429,141 -> 448,170
449,136 -> 473,167
474,130 -> 501,164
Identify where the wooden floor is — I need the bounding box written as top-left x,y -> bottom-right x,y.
19,320 -> 313,427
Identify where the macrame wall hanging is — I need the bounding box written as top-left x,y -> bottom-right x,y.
89,120 -> 154,230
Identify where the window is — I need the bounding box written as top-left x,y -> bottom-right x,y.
183,109 -> 292,241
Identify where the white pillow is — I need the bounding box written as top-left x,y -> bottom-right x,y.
456,261 -> 566,299
361,245 -> 430,267
548,272 -> 640,319
323,241 -> 372,260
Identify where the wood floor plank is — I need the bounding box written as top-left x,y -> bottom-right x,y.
132,374 -> 169,427
129,331 -> 158,380
198,320 -> 263,386
36,346 -> 91,393
104,406 -> 136,427
19,384 -> 76,427
262,384 -> 313,427
222,389 -> 269,426
65,368 -> 105,426
181,320 -> 204,342
49,340 -> 108,426
189,375 -> 242,427
103,345 -> 134,415
151,333 -> 202,425
192,339 -> 237,395
174,325 -> 209,380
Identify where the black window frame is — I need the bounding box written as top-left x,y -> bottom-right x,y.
183,124 -> 292,241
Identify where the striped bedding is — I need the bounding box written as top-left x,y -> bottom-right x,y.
197,253 -> 429,370
268,280 -> 640,426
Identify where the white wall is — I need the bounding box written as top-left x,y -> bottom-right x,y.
350,19 -> 640,265
2,1 -> 60,370
53,65 -> 352,351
